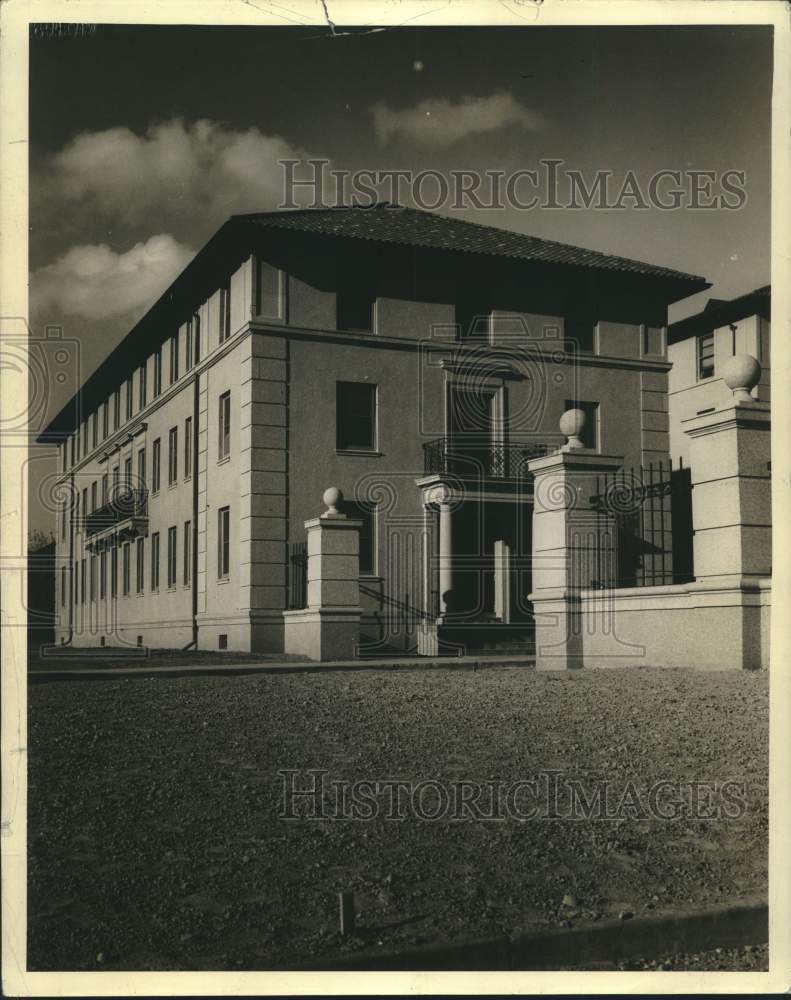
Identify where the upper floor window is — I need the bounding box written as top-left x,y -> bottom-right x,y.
219,284 -> 231,343
336,381 -> 377,452
168,427 -> 178,485
698,332 -> 715,380
102,402 -> 108,441
91,411 -> 98,449
565,317 -> 596,354
113,389 -> 121,430
153,347 -> 162,398
455,298 -> 490,341
184,417 -> 193,478
218,391 -> 231,461
185,320 -> 194,371
138,363 -> 147,410
169,334 -> 179,385
337,286 -> 374,333
193,313 -> 201,364
152,439 -> 161,493
137,447 -> 146,489
125,376 -> 134,421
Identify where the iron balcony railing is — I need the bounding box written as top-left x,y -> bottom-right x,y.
423,438 -> 551,479
85,488 -> 148,537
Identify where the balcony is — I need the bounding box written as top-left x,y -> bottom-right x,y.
422,438 -> 552,479
85,488 -> 149,538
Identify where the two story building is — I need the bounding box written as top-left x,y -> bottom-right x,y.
38,204 -> 709,655
667,285 -> 771,466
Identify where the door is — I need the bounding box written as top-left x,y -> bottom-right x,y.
447,385 -> 497,476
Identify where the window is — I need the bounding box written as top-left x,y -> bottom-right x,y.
81,559 -> 86,604
91,481 -> 97,513
193,313 -> 201,364
154,348 -> 162,397
124,456 -> 132,489
185,321 -> 194,371
167,526 -> 177,588
112,465 -> 120,500
183,520 -> 192,585
138,363 -> 147,410
92,412 -> 97,449
126,376 -> 134,420
61,504 -> 66,539
169,334 -> 179,385
337,286 -> 374,332
81,487 -> 88,526
564,399 -> 599,450
100,550 -> 106,599
218,392 -> 231,460
168,427 -> 178,485
342,500 -> 376,575
256,260 -> 283,318
70,435 -> 75,467
111,546 -> 118,598
184,417 -> 192,478
151,532 -> 160,590
137,447 -> 146,489
101,473 -> 108,505
136,538 -> 145,594
219,283 -> 231,343
336,381 -> 377,451
218,507 -> 230,578
698,332 -> 715,379
102,402 -> 108,441
565,317 -> 596,354
61,565 -> 66,606
90,555 -> 96,601
455,298 -> 490,341
122,543 -> 131,595
113,389 -> 121,430
152,439 -> 161,493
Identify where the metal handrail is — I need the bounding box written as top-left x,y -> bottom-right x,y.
422,437 -> 551,478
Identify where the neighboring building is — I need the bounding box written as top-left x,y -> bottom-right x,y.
38,204 -> 709,654
667,285 -> 770,465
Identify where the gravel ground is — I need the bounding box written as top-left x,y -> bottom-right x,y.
28,665 -> 768,970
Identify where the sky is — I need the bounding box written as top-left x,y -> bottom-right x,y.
27,23 -> 772,532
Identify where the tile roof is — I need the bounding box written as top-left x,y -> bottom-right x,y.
668,285 -> 770,342
236,203 -> 708,284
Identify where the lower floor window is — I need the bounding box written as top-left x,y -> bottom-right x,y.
218,506 -> 230,578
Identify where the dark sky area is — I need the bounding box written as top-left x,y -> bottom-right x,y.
27,22 -> 772,530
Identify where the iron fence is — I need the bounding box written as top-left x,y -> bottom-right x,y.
588,460 -> 694,589
287,541 -> 308,609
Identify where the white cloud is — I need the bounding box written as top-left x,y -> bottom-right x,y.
31,234 -> 194,322
372,92 -> 544,147
43,118 -> 315,229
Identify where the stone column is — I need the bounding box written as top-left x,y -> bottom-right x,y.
282,487 -> 363,662
527,409 -> 623,670
438,495 -> 453,618
684,355 -> 771,584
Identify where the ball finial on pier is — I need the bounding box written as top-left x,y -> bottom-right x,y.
559,408 -> 587,449
322,486 -> 344,518
722,353 -> 761,404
